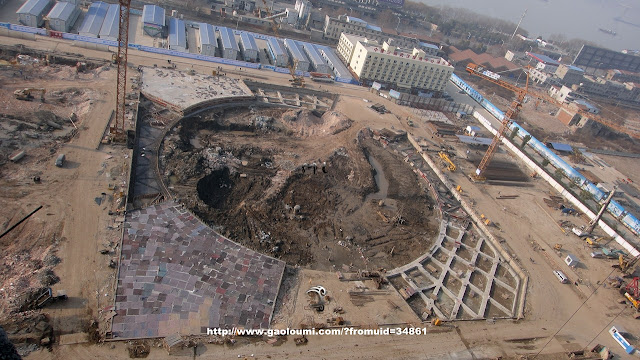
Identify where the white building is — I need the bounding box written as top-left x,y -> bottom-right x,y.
239,32 -> 259,62
197,23 -> 217,56
317,45 -> 352,81
301,43 -> 329,74
267,37 -> 288,67
338,33 -> 453,92
294,0 -> 310,24
218,27 -> 239,60
168,17 -> 186,52
16,0 -> 52,27
98,4 -> 119,41
284,39 -> 309,71
46,1 -> 80,32
77,1 -> 109,37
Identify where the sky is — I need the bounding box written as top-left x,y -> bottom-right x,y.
418,0 -> 640,52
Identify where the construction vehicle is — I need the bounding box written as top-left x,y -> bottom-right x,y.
289,59 -> 305,88
465,63 -> 530,181
614,254 -> 640,276
621,277 -> 640,318
14,87 -> 46,101
18,287 -> 67,312
438,151 -> 456,172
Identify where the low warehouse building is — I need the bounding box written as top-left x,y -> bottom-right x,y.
78,1 -> 109,37
142,4 -> 165,37
168,17 -> 187,52
239,32 -> 258,62
301,42 -> 329,74
16,0 -> 53,27
98,4 -> 119,41
46,1 -> 80,32
197,23 -> 217,56
218,27 -> 239,60
284,39 -> 309,71
267,37 -> 288,67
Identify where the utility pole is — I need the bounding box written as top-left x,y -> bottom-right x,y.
510,8 -> 527,40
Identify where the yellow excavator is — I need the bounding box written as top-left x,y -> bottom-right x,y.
14,88 -> 46,101
438,151 -> 456,172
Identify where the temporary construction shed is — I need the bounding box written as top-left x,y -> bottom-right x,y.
284,39 -> 309,71
99,4 -> 119,41
302,43 -> 329,74
77,1 -> 109,37
168,17 -> 187,52
16,0 -> 53,27
197,23 -> 217,56
564,254 -> 579,268
267,37 -> 288,67
142,4 -> 165,37
46,1 -> 80,32
218,27 -> 239,60
239,32 -> 258,62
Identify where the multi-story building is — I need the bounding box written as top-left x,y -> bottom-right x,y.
284,39 -> 310,71
16,0 -> 52,27
218,27 -> 239,60
46,1 -> 80,32
294,0 -> 311,24
239,32 -> 259,62
267,38 -> 289,67
338,34 -> 453,92
197,23 -> 217,56
324,15 -> 439,56
555,64 -> 585,86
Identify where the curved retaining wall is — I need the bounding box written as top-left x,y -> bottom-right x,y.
407,134 -> 529,319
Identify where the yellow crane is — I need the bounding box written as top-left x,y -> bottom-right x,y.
465,63 -> 530,181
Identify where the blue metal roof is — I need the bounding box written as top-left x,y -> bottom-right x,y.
284,39 -> 307,63
168,17 -> 186,49
346,16 -> 366,24
267,37 -> 284,57
528,52 -> 560,65
47,1 -> 76,21
142,4 -> 165,26
240,32 -> 258,52
548,142 -> 573,152
17,0 -> 50,15
457,135 -> 493,146
568,65 -> 584,72
78,1 -> 109,36
366,24 -> 381,32
301,43 -> 325,67
198,23 -> 216,46
218,27 -> 239,51
99,4 -> 119,39
420,42 -> 439,50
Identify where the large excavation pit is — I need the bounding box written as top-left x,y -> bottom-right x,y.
159,105 -> 439,271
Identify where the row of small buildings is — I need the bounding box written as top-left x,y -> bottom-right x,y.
17,0 -> 80,32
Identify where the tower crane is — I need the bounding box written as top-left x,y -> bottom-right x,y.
111,0 -> 132,142
465,63 -> 530,181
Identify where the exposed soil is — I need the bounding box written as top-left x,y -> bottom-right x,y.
160,106 -> 438,271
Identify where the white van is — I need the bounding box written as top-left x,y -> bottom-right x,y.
553,270 -> 568,284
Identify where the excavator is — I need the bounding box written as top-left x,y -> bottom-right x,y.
614,254 -> 639,276
14,87 -> 46,101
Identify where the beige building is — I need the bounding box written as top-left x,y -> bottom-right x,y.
324,15 -> 439,56
337,34 -> 453,92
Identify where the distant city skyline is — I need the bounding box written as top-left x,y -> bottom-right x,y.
418,0 -> 640,52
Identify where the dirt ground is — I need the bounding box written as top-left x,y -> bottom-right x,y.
160,106 -> 438,271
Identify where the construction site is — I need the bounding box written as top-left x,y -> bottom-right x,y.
2,2 -> 640,360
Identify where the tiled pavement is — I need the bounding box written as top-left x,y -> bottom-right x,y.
112,201 -> 285,338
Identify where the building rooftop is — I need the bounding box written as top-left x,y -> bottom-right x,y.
168,17 -> 186,49
142,4 -> 165,26
548,142 -> 573,152
527,52 -> 560,65
302,43 -> 325,66
316,45 -> 352,79
219,27 -> 239,51
47,1 -> 76,21
78,1 -> 109,36
240,32 -> 258,52
99,4 -> 119,39
456,135 -> 492,146
267,37 -> 285,57
198,23 -> 216,46
356,38 -> 452,67
284,39 -> 308,63
17,0 -> 50,15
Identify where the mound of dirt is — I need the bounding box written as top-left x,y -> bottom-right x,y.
282,109 -> 352,137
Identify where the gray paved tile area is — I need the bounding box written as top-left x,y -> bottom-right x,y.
112,201 -> 285,338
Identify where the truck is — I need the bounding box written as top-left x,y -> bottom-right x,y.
55,154 -> 65,167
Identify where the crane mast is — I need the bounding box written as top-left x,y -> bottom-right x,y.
113,0 -> 131,141
466,63 -> 529,180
